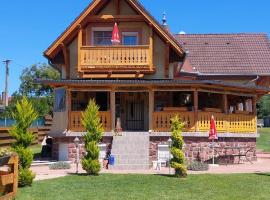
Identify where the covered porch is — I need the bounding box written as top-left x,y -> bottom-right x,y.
62,80 -> 261,134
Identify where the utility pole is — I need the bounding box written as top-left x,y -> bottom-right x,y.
2,60 -> 11,107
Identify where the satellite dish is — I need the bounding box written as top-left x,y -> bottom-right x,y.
179,31 -> 186,35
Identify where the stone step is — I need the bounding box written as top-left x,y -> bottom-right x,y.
109,164 -> 150,170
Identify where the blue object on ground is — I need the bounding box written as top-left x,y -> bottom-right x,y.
109,155 -> 115,166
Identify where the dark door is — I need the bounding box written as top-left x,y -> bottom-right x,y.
124,93 -> 145,131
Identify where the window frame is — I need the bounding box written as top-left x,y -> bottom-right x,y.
122,32 -> 139,46
91,27 -> 113,46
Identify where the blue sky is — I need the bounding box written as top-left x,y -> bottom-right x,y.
0,0 -> 270,95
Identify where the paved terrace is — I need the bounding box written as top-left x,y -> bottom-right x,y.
31,152 -> 270,181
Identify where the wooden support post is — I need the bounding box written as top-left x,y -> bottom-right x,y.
77,25 -> 83,74
164,42 -> 170,78
194,90 -> 199,132
61,43 -> 70,79
116,0 -> 120,15
223,93 -> 228,114
149,89 -> 154,131
110,89 -> 116,131
67,89 -> 71,131
149,26 -> 154,71
252,96 -> 258,133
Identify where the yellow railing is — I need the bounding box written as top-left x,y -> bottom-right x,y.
153,111 -> 195,132
153,111 -> 256,133
69,111 -> 111,132
80,45 -> 151,69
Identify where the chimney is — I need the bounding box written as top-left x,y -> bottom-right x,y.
162,11 -> 169,31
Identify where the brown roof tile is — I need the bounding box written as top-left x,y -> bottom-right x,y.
174,33 -> 270,75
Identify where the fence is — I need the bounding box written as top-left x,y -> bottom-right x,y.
0,115 -> 52,148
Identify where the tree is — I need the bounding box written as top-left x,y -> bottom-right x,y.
81,100 -> 104,175
257,94 -> 270,119
0,63 -> 60,118
170,116 -> 187,178
9,96 -> 38,187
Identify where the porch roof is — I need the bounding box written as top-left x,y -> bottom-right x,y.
36,79 -> 270,92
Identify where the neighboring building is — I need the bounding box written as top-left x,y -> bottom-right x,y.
40,0 -> 270,168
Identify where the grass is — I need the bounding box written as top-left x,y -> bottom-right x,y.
257,128 -> 270,152
17,174 -> 270,200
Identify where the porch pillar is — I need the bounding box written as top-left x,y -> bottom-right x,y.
194,90 -> 199,132
149,89 -> 154,131
110,90 -> 116,131
67,89 -> 71,131
223,93 -> 228,114
252,96 -> 258,133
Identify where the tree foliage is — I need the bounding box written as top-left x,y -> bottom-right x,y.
81,100 -> 104,175
170,115 -> 187,178
9,96 -> 38,187
0,63 -> 60,118
257,94 -> 270,119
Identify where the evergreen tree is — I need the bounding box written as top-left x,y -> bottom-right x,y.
170,115 -> 187,178
9,96 -> 38,187
81,100 -> 104,175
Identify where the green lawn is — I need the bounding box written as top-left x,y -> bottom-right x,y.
257,128 -> 270,152
17,174 -> 270,200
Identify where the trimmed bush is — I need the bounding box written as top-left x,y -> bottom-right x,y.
9,96 -> 38,187
187,161 -> 209,171
18,168 -> 35,187
49,162 -> 71,170
170,115 -> 187,178
81,100 -> 104,175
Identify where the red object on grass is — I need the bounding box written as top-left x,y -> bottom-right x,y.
111,22 -> 120,45
209,115 -> 218,140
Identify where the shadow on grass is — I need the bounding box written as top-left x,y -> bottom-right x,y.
254,173 -> 270,177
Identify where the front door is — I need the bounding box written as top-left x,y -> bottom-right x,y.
120,93 -> 147,131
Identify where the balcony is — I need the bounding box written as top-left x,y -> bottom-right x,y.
78,45 -> 154,78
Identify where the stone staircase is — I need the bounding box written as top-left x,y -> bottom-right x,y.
110,132 -> 150,170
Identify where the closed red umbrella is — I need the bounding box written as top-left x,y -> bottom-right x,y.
209,115 -> 218,140
111,22 -> 120,45
209,115 -> 218,165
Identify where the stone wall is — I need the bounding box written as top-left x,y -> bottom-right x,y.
150,136 -> 257,164
52,136 -> 113,162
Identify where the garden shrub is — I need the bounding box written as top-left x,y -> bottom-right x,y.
18,168 -> 35,187
81,100 -> 103,175
49,162 -> 71,170
187,161 -> 209,171
9,96 -> 38,187
170,115 -> 187,178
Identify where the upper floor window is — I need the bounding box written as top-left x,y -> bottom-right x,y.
122,32 -> 138,45
92,27 -> 112,46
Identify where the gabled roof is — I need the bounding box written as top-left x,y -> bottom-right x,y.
175,33 -> 270,75
44,0 -> 185,59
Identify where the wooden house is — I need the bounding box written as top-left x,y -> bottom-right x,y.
40,0 -> 270,168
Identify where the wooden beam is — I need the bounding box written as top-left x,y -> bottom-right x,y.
149,26 -> 154,71
86,15 -> 145,22
116,0 -> 120,15
149,89 -> 154,131
223,93 -> 228,114
61,43 -> 70,79
77,26 -> 83,74
82,73 -> 145,79
110,89 -> 116,131
164,42 -> 170,78
67,90 -> 72,131
194,90 -> 199,132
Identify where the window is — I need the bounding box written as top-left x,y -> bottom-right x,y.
122,32 -> 138,45
92,27 -> 112,46
54,88 -> 66,112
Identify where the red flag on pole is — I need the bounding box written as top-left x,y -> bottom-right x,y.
111,22 -> 120,45
209,115 -> 218,140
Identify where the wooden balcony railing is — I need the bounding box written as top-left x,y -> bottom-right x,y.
153,111 -> 195,132
153,111 -> 256,133
79,45 -> 152,71
69,111 -> 111,132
